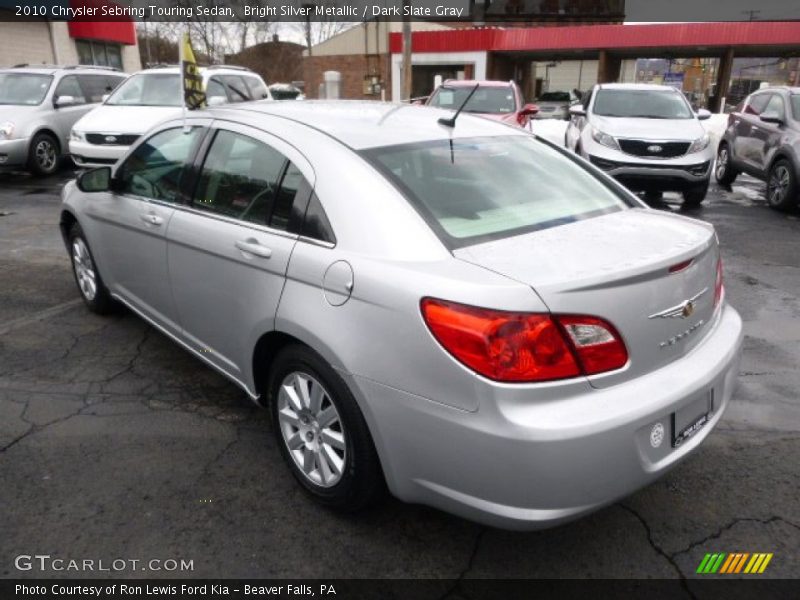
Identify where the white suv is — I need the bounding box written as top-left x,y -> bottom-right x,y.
565,83 -> 714,208
69,65 -> 270,168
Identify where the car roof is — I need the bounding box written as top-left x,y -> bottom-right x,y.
133,65 -> 259,77
598,83 -> 680,91
0,66 -> 122,76
210,100 -> 527,150
441,79 -> 512,88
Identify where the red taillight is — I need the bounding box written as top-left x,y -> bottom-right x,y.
714,257 -> 724,308
420,298 -> 628,383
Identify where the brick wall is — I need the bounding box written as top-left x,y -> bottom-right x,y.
225,40 -> 304,87
304,54 -> 391,100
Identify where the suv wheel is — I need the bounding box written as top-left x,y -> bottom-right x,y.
267,345 -> 384,511
682,181 -> 709,209
766,159 -> 798,212
715,143 -> 738,186
68,223 -> 115,314
28,132 -> 60,177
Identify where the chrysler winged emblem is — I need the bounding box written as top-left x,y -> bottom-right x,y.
649,288 -> 708,319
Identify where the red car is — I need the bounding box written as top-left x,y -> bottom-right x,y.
425,79 -> 538,128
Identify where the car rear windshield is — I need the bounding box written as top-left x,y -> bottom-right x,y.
429,86 -> 515,114
365,135 -> 630,248
792,94 -> 800,121
105,73 -> 182,107
0,73 -> 52,105
538,92 -> 571,102
593,89 -> 693,119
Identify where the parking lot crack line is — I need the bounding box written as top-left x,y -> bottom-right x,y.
671,515 -> 800,559
0,299 -> 83,336
438,526 -> 486,600
619,504 -> 696,597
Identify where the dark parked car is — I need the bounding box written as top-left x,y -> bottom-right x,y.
716,86 -> 800,211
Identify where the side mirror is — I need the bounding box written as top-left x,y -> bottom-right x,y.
569,105 -> 586,117
696,109 -> 712,121
77,167 -> 111,193
54,95 -> 76,108
760,112 -> 784,125
207,96 -> 227,107
520,103 -> 539,116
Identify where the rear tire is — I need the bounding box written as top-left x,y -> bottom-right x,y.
715,143 -> 738,186
766,159 -> 798,212
68,223 -> 115,314
267,344 -> 385,512
682,182 -> 709,209
28,132 -> 61,177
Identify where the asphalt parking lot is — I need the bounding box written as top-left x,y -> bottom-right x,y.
0,165 -> 798,586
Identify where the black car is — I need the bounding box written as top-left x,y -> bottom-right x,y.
716,86 -> 800,211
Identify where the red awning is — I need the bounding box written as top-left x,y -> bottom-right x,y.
67,0 -> 136,45
389,21 -> 800,54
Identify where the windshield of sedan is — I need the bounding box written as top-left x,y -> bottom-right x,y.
538,91 -> 571,102
0,73 -> 53,105
105,73 -> 182,107
365,136 -> 629,248
792,94 -> 800,121
429,86 -> 515,114
593,89 -> 693,119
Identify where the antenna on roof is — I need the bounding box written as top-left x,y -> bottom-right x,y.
438,83 -> 479,128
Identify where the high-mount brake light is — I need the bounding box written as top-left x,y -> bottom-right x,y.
420,298 -> 628,383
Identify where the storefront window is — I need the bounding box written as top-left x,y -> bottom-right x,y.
76,40 -> 123,70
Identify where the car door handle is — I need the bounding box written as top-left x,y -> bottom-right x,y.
235,239 -> 272,259
140,213 -> 163,226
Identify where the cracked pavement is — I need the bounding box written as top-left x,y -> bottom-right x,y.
0,168 -> 798,585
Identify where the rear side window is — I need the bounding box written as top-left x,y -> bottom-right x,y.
365,135 -> 628,248
193,130 -> 287,225
302,193 -> 335,244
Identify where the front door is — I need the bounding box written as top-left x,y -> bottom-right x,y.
167,121 -> 315,381
83,125 -> 205,335
749,93 -> 787,175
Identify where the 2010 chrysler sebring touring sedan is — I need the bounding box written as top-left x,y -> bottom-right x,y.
60,100 -> 743,530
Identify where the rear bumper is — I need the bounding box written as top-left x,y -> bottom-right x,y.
0,138 -> 29,168
349,303 -> 742,530
69,140 -> 128,169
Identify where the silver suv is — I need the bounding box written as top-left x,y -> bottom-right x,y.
0,65 -> 126,176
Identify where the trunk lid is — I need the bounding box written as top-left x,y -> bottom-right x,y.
454,209 -> 720,387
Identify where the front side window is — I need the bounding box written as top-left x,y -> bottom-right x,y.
244,76 -> 268,100
365,135 -> 629,248
193,130 -> 287,225
0,73 -> 52,105
54,75 -> 87,105
117,127 -> 202,202
763,94 -> 786,119
744,93 -> 769,116
792,95 -> 800,121
592,89 -> 692,119
220,75 -> 250,103
106,73 -> 182,107
429,86 -> 516,114
78,74 -> 125,103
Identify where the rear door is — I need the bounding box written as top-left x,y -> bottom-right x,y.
50,74 -> 91,149
750,93 -> 787,174
166,120 -> 314,381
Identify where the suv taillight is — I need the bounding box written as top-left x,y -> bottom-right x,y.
420,298 -> 628,383
714,257 -> 724,309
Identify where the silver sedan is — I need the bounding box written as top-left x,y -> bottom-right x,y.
59,100 -> 743,530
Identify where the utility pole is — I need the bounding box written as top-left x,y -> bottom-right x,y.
401,0 -> 412,101
742,10 -> 760,21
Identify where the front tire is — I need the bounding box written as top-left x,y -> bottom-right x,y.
766,159 -> 798,212
267,345 -> 384,511
715,143 -> 738,186
68,223 -> 115,314
682,181 -> 709,209
28,132 -> 61,177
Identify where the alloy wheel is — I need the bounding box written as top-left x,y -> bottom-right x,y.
35,139 -> 57,172
768,165 -> 790,207
72,238 -> 97,301
716,148 -> 728,179
277,371 -> 346,487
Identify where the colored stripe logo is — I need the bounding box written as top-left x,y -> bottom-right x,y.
696,553 -> 773,574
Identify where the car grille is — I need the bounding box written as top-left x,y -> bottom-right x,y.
617,139 -> 691,158
86,133 -> 140,146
